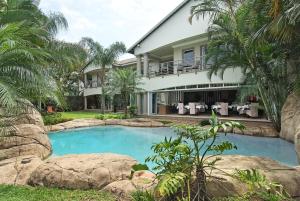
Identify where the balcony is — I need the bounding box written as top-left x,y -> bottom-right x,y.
85,80 -> 101,89
148,57 -> 211,78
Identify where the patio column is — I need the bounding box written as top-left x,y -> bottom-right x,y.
147,92 -> 152,115
136,93 -> 142,115
137,55 -> 142,76
84,96 -> 87,110
143,53 -> 149,77
143,92 -> 148,115
84,73 -> 87,87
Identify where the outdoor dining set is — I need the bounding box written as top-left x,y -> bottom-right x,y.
177,102 -> 259,118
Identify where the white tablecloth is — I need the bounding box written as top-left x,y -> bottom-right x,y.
237,105 -> 250,111
212,105 -> 221,110
196,105 -> 208,110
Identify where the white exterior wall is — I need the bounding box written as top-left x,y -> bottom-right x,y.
84,87 -> 102,97
140,68 -> 244,92
133,1 -> 209,55
173,41 -> 206,61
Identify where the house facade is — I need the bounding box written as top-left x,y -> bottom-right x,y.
82,0 -> 245,115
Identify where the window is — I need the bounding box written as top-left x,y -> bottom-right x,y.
183,49 -> 194,65
200,45 -> 207,69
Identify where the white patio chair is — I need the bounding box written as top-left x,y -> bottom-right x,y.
246,103 -> 259,118
219,102 -> 229,116
189,103 -> 197,115
178,103 -> 187,115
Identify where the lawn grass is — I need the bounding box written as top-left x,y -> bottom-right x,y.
0,185 -> 116,201
59,111 -> 101,119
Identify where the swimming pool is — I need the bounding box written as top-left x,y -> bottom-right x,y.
49,126 -> 299,168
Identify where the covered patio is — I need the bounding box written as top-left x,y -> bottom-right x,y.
147,88 -> 265,120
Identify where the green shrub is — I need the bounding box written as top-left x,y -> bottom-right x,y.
128,105 -> 138,117
131,190 -> 155,201
43,113 -> 73,126
95,113 -> 126,120
199,119 -> 210,126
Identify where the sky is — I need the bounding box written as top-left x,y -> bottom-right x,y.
39,0 -> 184,59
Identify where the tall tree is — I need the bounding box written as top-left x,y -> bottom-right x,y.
107,68 -> 142,117
80,38 -> 126,113
190,0 -> 295,130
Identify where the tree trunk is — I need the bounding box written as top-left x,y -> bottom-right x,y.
124,94 -> 128,118
100,67 -> 106,114
195,167 -> 208,201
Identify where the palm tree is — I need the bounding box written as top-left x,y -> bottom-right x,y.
79,37 -> 126,113
107,68 -> 142,117
190,0 -> 290,130
0,0 -> 89,111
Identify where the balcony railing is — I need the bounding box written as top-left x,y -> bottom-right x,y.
85,80 -> 101,88
148,57 -> 211,77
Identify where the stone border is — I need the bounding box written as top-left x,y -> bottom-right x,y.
46,118 -> 166,132
46,117 -> 279,138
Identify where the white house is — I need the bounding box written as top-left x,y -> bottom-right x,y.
82,0 -> 245,115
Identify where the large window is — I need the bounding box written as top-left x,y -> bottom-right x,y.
183,49 -> 194,66
200,45 -> 207,69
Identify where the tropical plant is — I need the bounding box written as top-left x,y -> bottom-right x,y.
0,0 -> 85,137
131,190 -> 156,201
79,38 -> 126,113
190,0 -> 297,131
146,112 -> 245,201
216,169 -> 294,201
107,68 -> 142,117
0,0 -> 69,112
47,41 -> 87,96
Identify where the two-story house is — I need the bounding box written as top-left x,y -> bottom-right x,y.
82,0 -> 245,115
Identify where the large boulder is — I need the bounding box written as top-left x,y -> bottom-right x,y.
208,155 -> 300,199
280,93 -> 300,161
0,124 -> 51,160
14,108 -> 45,128
103,170 -> 157,201
0,155 -> 43,185
28,154 -> 137,190
46,119 -> 106,132
0,108 -> 51,160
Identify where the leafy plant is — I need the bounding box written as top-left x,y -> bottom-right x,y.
199,120 -> 210,127
233,169 -> 293,201
107,68 -> 143,118
146,112 -> 245,201
190,0 -> 300,131
42,113 -> 73,126
131,190 -> 156,201
129,105 -> 138,118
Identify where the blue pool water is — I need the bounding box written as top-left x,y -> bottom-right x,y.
49,126 -> 299,168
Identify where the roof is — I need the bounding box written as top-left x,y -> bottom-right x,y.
127,0 -> 190,54
114,57 -> 137,66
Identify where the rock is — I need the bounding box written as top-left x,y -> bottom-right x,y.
280,93 -> 300,161
104,180 -> 136,201
104,171 -> 157,201
56,119 -> 105,130
207,155 -> 300,198
104,119 -> 122,125
120,119 -> 164,127
234,124 -> 278,137
0,155 -> 43,185
131,170 -> 157,190
29,154 -> 137,190
47,118 -> 165,132
14,107 -> 45,128
0,124 -> 51,160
